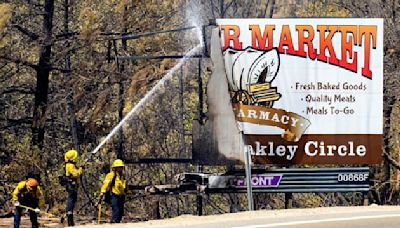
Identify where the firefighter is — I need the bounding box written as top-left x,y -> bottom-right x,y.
64,149 -> 85,226
99,159 -> 126,223
12,177 -> 45,228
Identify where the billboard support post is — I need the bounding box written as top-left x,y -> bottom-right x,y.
244,144 -> 254,211
196,164 -> 203,216
285,192 -> 293,209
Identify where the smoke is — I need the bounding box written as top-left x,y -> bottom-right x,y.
207,28 -> 244,162
185,0 -> 206,47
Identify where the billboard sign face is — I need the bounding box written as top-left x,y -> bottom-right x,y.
216,18 -> 383,164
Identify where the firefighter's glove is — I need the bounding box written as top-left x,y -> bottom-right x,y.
34,208 -> 40,213
14,201 -> 20,207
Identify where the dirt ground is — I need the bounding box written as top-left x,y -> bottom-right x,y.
0,213 -> 96,227
0,217 -> 60,228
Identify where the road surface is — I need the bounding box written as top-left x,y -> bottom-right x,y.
78,206 -> 400,228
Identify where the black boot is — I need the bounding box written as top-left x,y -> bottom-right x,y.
67,213 -> 74,226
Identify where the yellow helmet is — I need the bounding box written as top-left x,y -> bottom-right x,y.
64,150 -> 78,162
111,159 -> 125,168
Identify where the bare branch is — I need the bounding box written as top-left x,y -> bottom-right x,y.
1,86 -> 34,95
383,152 -> 400,170
223,0 -> 235,16
48,66 -> 72,73
263,0 -> 275,18
12,24 -> 40,41
0,118 -> 33,130
0,55 -> 38,70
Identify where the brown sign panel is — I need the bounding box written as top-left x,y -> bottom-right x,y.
246,134 -> 382,165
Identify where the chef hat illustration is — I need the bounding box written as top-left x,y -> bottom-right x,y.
223,48 -> 280,92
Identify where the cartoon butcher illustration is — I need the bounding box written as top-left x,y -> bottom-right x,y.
223,47 -> 281,107
223,47 -> 310,142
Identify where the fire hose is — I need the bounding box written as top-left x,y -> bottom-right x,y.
16,204 -> 55,217
97,203 -> 102,224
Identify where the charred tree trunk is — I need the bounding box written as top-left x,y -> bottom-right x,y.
219,0 -> 225,18
179,66 -> 186,158
117,79 -> 124,159
382,96 -> 396,204
63,0 -> 79,150
256,0 -> 275,18
116,6 -> 129,159
32,0 -> 54,148
197,58 -> 204,122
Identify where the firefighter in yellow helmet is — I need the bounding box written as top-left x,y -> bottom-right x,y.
63,149 -> 85,226
99,159 -> 126,223
12,177 -> 45,228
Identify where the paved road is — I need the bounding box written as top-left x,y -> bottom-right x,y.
228,211 -> 400,228
78,206 -> 400,228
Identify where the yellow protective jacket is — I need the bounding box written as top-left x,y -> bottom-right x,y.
12,181 -> 45,208
65,162 -> 82,183
100,171 -> 126,196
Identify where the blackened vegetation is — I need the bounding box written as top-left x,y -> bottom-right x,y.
0,0 -> 399,222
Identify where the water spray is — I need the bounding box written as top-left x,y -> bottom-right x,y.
87,42 -> 203,161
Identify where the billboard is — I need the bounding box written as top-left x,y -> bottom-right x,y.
215,18 -> 383,165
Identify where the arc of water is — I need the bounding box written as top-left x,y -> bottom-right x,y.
88,43 -> 203,160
